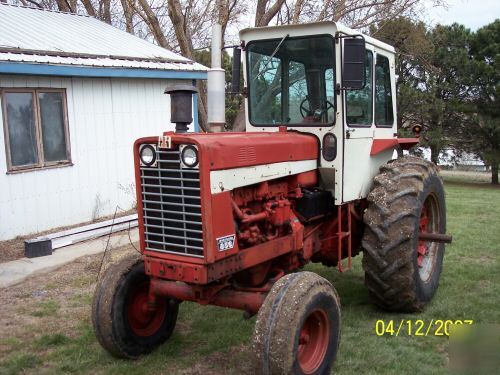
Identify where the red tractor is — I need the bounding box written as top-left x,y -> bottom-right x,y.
92,22 -> 451,374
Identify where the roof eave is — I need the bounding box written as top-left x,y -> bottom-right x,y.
0,62 -> 208,80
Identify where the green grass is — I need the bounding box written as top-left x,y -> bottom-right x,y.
34,334 -> 71,348
0,179 -> 498,374
0,353 -> 41,375
28,300 -> 60,318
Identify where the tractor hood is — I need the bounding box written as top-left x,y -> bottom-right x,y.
161,131 -> 318,171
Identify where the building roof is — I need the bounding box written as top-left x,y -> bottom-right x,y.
0,4 -> 207,79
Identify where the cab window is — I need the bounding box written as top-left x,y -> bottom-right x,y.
247,35 -> 335,126
346,51 -> 373,126
248,52 -> 283,124
325,68 -> 335,123
375,54 -> 394,126
288,61 -> 308,123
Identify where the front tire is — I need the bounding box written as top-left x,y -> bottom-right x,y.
252,271 -> 341,374
91,255 -> 179,358
362,156 -> 446,312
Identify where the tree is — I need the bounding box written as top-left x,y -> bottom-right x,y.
371,20 -> 475,164
370,17 -> 432,131
465,20 -> 500,184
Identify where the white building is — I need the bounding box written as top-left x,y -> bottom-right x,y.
0,4 -> 207,241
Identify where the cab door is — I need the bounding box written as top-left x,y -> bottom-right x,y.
342,45 -> 376,202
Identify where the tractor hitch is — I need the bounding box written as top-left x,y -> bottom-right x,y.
418,233 -> 453,244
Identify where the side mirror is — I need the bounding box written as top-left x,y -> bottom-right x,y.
342,37 -> 366,90
231,47 -> 241,94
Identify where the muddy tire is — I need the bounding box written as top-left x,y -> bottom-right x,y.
91,255 -> 178,359
252,271 -> 341,375
362,156 -> 446,312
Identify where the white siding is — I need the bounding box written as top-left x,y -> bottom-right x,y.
0,75 -> 193,240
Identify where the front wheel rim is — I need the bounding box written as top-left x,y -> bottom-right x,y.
297,309 -> 330,374
127,281 -> 167,337
417,194 -> 440,282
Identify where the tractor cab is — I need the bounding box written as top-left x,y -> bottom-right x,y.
240,22 -> 404,204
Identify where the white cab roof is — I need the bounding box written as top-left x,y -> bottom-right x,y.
240,21 -> 395,53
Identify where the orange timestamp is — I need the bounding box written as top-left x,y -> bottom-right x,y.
374,319 -> 474,337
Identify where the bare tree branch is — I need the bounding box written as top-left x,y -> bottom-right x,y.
255,0 -> 286,26
135,0 -> 172,49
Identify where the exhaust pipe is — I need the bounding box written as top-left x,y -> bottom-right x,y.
207,24 -> 225,132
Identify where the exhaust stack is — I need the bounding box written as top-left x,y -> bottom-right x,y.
207,24 -> 225,132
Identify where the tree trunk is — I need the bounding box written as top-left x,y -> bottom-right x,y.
333,0 -> 346,21
196,81 -> 208,132
55,0 -> 71,12
121,0 -> 135,34
255,0 -> 286,26
232,102 -> 246,131
429,145 -> 440,165
167,0 -> 194,58
291,0 -> 304,23
492,163 -> 499,185
101,0 -> 112,24
81,0 -> 96,17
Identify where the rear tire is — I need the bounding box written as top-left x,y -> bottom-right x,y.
252,271 -> 341,374
362,156 -> 446,312
91,255 -> 179,358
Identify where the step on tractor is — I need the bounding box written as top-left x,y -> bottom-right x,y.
92,21 -> 452,374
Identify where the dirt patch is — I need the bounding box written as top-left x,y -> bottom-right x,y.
0,243 -> 255,374
0,245 -> 136,344
177,345 -> 254,375
0,238 -> 25,264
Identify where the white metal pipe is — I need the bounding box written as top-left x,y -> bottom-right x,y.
211,24 -> 222,69
207,24 -> 225,131
207,69 -> 226,125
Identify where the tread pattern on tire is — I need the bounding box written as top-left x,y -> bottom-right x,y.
361,156 -> 441,312
252,271 -> 341,375
92,255 -> 142,358
91,254 -> 178,359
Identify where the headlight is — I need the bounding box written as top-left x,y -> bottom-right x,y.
181,145 -> 199,168
140,144 -> 156,166
322,133 -> 337,161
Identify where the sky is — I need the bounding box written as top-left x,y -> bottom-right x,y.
424,0 -> 500,30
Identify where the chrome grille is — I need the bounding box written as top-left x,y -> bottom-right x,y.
140,145 -> 203,257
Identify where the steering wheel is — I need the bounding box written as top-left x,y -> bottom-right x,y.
300,98 -> 334,120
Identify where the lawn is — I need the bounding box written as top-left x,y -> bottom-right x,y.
0,177 -> 499,374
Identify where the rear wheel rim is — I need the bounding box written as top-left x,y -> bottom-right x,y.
417,194 -> 440,282
127,281 -> 167,337
297,309 -> 330,374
